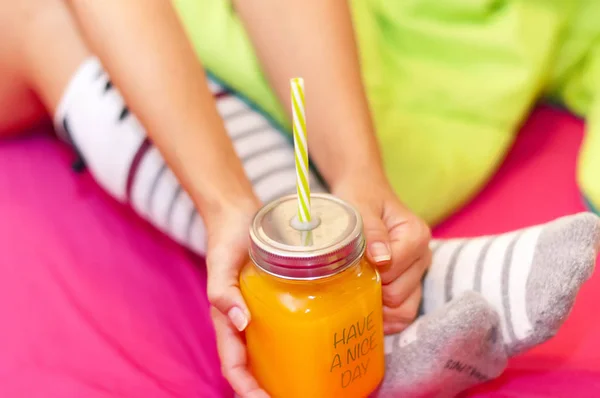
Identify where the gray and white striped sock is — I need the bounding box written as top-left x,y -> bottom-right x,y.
53,57 -> 324,255
424,213 -> 600,356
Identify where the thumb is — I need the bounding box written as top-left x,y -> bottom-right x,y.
206,243 -> 251,332
363,214 -> 392,266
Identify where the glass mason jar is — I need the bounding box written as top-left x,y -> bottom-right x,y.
240,194 -> 385,398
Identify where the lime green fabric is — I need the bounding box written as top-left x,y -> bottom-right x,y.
575,43 -> 600,208
173,0 -> 600,225
546,3 -> 600,211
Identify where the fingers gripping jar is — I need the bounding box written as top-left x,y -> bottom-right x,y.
240,194 -> 385,398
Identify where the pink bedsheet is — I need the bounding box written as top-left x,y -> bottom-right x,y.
0,105 -> 598,397
0,130 -> 230,397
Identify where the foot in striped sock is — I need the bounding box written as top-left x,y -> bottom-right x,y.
53,57 -> 325,256
424,213 -> 600,356
377,292 -> 507,398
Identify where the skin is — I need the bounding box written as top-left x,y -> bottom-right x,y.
232,1 -> 431,395
66,1 -> 260,220
0,1 -> 431,397
0,0 -> 90,135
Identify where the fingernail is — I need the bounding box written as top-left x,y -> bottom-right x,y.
369,242 -> 391,263
228,307 -> 249,332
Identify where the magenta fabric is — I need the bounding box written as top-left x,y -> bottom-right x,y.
0,105 -> 598,397
0,130 -> 231,397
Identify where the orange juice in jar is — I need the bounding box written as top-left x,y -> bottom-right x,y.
240,193 -> 385,398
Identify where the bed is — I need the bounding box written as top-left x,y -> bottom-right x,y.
0,105 -> 597,397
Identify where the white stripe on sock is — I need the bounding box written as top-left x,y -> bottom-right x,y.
169,192 -> 196,243
424,239 -> 465,313
508,226 -> 542,341
151,169 -> 180,230
131,147 -> 163,218
233,129 -> 287,159
188,215 -> 207,254
429,240 -> 442,252
254,168 -> 301,202
69,108 -> 146,201
384,335 -> 395,355
217,96 -> 249,120
243,148 -> 296,181
451,236 -> 492,298
53,57 -> 103,141
480,231 -> 519,345
225,112 -> 267,139
398,320 -> 420,348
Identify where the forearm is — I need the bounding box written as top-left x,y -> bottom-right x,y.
234,0 -> 386,187
67,1 -> 258,219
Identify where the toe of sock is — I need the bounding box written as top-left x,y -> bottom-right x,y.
516,212 -> 600,355
564,212 -> 600,251
539,212 -> 600,285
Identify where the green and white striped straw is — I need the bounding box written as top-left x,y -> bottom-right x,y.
291,77 -> 311,224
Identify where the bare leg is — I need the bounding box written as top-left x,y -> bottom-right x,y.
0,58 -> 45,137
0,0 -> 90,136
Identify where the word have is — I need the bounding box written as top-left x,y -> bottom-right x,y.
330,312 -> 378,389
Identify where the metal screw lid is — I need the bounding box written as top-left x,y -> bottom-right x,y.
249,193 -> 365,280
